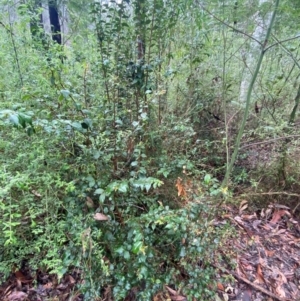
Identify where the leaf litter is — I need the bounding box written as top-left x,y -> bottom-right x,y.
1,202 -> 300,301
214,202 -> 300,301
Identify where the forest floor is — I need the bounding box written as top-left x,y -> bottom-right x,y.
1,201 -> 299,301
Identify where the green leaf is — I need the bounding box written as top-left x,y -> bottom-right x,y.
204,174 -> 211,184
60,89 -> 70,99
116,246 -> 124,254
95,188 -> 104,195
130,161 -> 138,167
140,112 -> 147,120
132,241 -> 143,254
27,127 -> 34,136
118,181 -> 128,193
18,115 -> 26,128
9,114 -> 19,126
123,251 -> 130,260
99,194 -> 106,203
180,247 -> 186,257
71,122 -> 83,131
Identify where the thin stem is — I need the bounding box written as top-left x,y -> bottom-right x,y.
198,2 -> 261,46
240,134 -> 300,149
265,34 -> 300,52
8,20 -> 23,87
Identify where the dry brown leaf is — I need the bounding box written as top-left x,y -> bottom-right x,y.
43,282 -> 53,289
265,249 -> 275,257
31,190 -> 42,197
175,178 -> 186,198
261,223 -> 273,231
274,229 -> 286,236
254,264 -> 265,284
86,196 -> 94,209
6,291 -> 28,301
241,214 -> 256,220
164,286 -> 186,300
14,270 -> 32,284
153,292 -> 164,301
170,296 -> 186,301
239,200 -> 248,213
240,259 -> 253,271
67,274 -> 76,285
103,285 -> 113,301
56,282 -> 68,290
94,213 -> 109,221
275,285 -> 286,298
165,286 -> 177,296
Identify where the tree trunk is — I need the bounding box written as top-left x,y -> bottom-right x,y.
239,0 -> 272,103
48,0 -> 62,44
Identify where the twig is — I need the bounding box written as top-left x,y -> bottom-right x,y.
265,34 -> 300,52
0,21 -> 12,34
197,1 -> 261,45
241,191 -> 300,198
213,263 -> 291,301
240,191 -> 300,214
240,134 -> 300,149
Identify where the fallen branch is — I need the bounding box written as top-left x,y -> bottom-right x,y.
212,263 -> 291,301
239,192 -> 300,213
240,134 -> 300,149
241,191 -> 300,198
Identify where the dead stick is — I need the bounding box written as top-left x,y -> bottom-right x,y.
212,263 -> 291,301
242,192 -> 300,197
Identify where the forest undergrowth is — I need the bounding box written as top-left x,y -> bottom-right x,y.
1,0 -> 300,300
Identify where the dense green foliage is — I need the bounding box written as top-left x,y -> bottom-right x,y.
1,0 -> 300,299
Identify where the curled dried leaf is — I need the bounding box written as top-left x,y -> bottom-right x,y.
239,200 -> 248,213
86,196 -> 94,208
94,213 -> 109,221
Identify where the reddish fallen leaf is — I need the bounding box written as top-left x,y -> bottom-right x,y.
265,249 -> 275,257
240,259 -> 253,271
254,264 -> 265,284
261,223 -> 273,230
165,286 -> 177,296
252,219 -> 261,231
43,282 -> 53,289
270,209 -> 288,225
241,214 -> 256,220
274,270 -> 287,298
217,282 -> 225,291
175,178 -> 187,198
14,270 -> 32,284
273,228 -> 286,236
275,284 -> 286,298
67,274 -> 76,285
165,286 -> 186,300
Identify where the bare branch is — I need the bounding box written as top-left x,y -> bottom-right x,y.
196,1 -> 262,46
265,34 -> 300,52
240,134 -> 300,150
